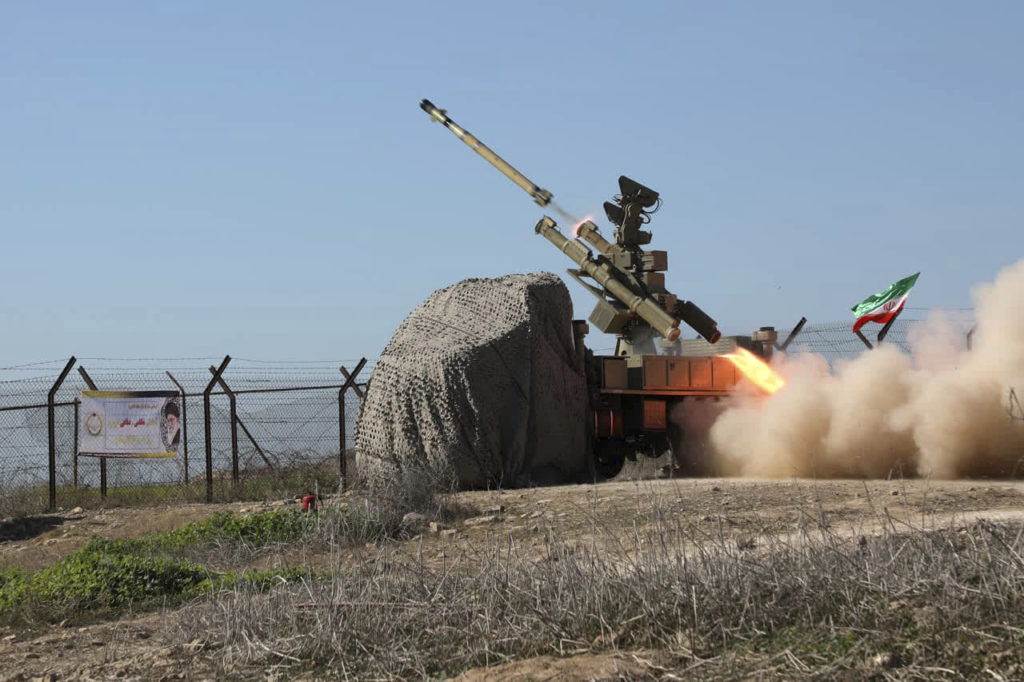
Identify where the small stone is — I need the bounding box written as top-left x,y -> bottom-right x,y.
428,521 -> 448,533
69,507 -> 84,514
891,490 -> 900,496
711,486 -> 722,492
870,652 -> 901,669
401,512 -> 428,528
464,515 -> 500,526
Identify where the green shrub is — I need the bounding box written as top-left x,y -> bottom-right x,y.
0,516 -> 315,625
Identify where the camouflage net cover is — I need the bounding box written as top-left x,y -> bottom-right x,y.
355,272 -> 588,488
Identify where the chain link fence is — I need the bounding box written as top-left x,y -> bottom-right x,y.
0,357 -> 373,516
0,311 -> 982,516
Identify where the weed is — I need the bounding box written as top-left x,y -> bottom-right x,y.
201,516 -> 1024,679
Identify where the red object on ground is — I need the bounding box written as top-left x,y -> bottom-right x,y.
301,494 -> 317,513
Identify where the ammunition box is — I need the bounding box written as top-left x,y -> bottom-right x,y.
642,272 -> 665,290
656,293 -> 678,313
641,250 -> 668,272
589,299 -> 630,335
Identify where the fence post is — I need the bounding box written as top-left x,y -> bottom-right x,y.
77,367 -> 106,500
204,356 -> 231,503
207,367 -> 238,485
776,317 -> 807,352
165,372 -> 189,484
337,358 -> 367,490
47,357 -> 76,511
73,399 -> 80,489
207,368 -> 274,471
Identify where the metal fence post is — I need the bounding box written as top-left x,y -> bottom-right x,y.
47,357 -> 76,511
337,358 -> 367,490
73,398 -> 80,489
166,372 -> 189,484
207,368 -> 274,472
204,356 -> 231,503
77,367 -> 106,500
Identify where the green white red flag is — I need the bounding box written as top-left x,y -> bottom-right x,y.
851,272 -> 919,332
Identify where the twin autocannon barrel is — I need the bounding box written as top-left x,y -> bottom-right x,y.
534,217 -> 721,344
420,98 -> 720,345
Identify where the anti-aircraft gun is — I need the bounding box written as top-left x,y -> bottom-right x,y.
420,99 -> 788,477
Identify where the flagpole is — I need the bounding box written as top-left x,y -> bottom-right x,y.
876,307 -> 903,344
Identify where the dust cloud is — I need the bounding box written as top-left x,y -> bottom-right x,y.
706,258 -> 1024,479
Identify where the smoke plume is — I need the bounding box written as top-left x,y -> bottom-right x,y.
706,258 -> 1024,479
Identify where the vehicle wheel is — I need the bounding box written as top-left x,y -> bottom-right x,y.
593,440 -> 626,480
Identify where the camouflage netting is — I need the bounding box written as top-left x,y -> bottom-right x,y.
355,272 -> 588,488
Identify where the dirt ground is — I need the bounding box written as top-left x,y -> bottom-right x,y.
2,475 -> 1024,680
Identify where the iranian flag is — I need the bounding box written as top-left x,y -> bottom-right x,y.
851,272 -> 920,332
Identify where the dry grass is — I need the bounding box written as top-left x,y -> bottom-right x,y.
186,488 -> 1024,680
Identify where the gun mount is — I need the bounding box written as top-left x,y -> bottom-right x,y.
419,98 -> 795,479
539,175 -> 721,356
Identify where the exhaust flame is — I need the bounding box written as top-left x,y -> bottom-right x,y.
571,216 -> 593,238
723,348 -> 785,395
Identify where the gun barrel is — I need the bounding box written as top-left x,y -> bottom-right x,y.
535,217 -> 681,341
420,99 -> 552,207
574,220 -> 618,257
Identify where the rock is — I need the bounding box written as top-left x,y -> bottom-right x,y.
69,507 -> 83,514
428,522 -> 448,533
869,652 -> 902,669
464,515 -> 500,526
891,490 -> 900,496
401,512 -> 428,528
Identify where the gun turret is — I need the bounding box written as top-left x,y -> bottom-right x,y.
418,99 -> 720,352
535,217 -> 683,343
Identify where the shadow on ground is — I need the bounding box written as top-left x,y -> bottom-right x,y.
0,515 -> 66,543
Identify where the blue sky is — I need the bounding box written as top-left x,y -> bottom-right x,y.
2,1 -> 1021,364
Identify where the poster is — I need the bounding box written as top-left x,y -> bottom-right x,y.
78,391 -> 181,458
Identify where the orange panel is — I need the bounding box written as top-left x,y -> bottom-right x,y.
712,357 -> 737,389
644,356 -> 669,389
642,399 -> 667,430
667,358 -> 690,388
690,358 -> 712,389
